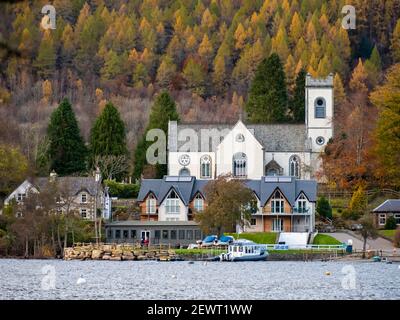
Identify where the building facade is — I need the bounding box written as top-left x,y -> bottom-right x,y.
372,200 -> 400,229
167,74 -> 333,181
137,176 -> 317,233
3,171 -> 112,220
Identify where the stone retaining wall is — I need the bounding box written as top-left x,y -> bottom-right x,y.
64,244 -> 178,261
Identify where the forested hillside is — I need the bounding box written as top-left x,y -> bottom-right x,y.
0,0 -> 400,190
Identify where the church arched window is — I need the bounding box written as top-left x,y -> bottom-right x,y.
315,97 -> 326,118
233,152 -> 247,178
179,168 -> 190,176
200,155 -> 212,178
289,156 -> 300,178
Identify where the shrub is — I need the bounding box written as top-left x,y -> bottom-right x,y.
385,216 -> 397,230
341,209 -> 361,221
317,196 -> 332,219
394,229 -> 400,248
104,180 -> 140,198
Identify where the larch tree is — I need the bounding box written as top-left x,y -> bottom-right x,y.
34,30 -> 56,79
47,98 -> 87,175
391,19 -> 400,63
370,64 -> 400,188
245,53 -> 288,123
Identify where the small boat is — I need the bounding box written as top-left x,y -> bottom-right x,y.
372,256 -> 381,262
219,240 -> 268,262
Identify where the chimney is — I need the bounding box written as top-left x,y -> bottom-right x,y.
95,167 -> 101,182
49,170 -> 57,181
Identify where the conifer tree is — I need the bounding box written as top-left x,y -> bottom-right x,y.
289,69 -> 306,123
34,30 -> 56,79
245,53 -> 288,123
89,102 -> 127,162
133,91 -> 179,179
391,19 -> 400,63
47,98 -> 87,175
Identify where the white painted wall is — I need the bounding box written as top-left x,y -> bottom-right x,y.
168,152 -> 215,179
216,121 -> 264,179
158,196 -> 188,222
3,180 -> 38,206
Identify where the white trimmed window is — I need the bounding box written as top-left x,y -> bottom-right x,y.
81,209 -> 87,219
289,156 -> 300,178
146,194 -> 156,214
17,193 -> 26,202
233,152 -> 247,178
194,194 -> 204,212
379,214 -> 386,225
271,190 -> 285,214
81,193 -> 87,203
315,97 -> 326,118
395,214 -> 400,225
297,194 -> 308,213
166,190 -> 180,214
200,155 -> 212,178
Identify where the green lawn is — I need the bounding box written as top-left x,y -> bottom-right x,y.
378,230 -> 397,240
226,232 -> 277,244
313,234 -> 342,245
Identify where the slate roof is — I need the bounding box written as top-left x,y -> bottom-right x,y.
373,199 -> 400,213
137,176 -> 317,207
170,122 -> 309,152
29,176 -> 101,196
105,220 -> 199,227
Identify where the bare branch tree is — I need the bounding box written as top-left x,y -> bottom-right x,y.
93,155 -> 130,180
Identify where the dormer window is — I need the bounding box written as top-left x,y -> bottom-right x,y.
166,190 -> 180,214
81,193 -> 87,203
146,194 -> 156,214
315,97 -> 326,118
296,194 -> 308,213
16,193 -> 26,202
194,194 -> 204,212
271,190 -> 285,214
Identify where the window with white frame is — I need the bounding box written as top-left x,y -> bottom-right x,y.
166,190 -> 180,214
289,155 -> 300,178
297,194 -> 308,213
81,209 -> 87,219
194,194 -> 204,212
200,155 -> 212,178
233,152 -> 247,178
379,214 -> 386,225
315,97 -> 326,118
17,193 -> 26,202
146,194 -> 156,214
395,214 -> 400,225
81,193 -> 87,203
250,218 -> 257,226
271,190 -> 285,214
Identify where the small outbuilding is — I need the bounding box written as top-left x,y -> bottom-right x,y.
372,199 -> 400,229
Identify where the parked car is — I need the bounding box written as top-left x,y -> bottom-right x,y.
215,235 -> 234,246
350,223 -> 363,231
197,235 -> 218,247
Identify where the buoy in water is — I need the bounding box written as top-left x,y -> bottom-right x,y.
325,271 -> 331,276
171,274 -> 176,279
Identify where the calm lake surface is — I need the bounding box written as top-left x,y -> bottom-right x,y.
0,259 -> 399,300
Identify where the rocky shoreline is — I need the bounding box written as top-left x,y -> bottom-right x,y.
64,244 -> 181,261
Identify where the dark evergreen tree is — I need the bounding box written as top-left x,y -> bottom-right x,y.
89,102 -> 128,160
289,69 -> 306,123
133,91 -> 179,179
316,196 -> 333,219
47,98 -> 87,175
245,53 -> 288,123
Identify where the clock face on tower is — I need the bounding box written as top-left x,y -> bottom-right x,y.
178,154 -> 190,166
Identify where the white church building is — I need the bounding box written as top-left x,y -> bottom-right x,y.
167,74 -> 333,180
